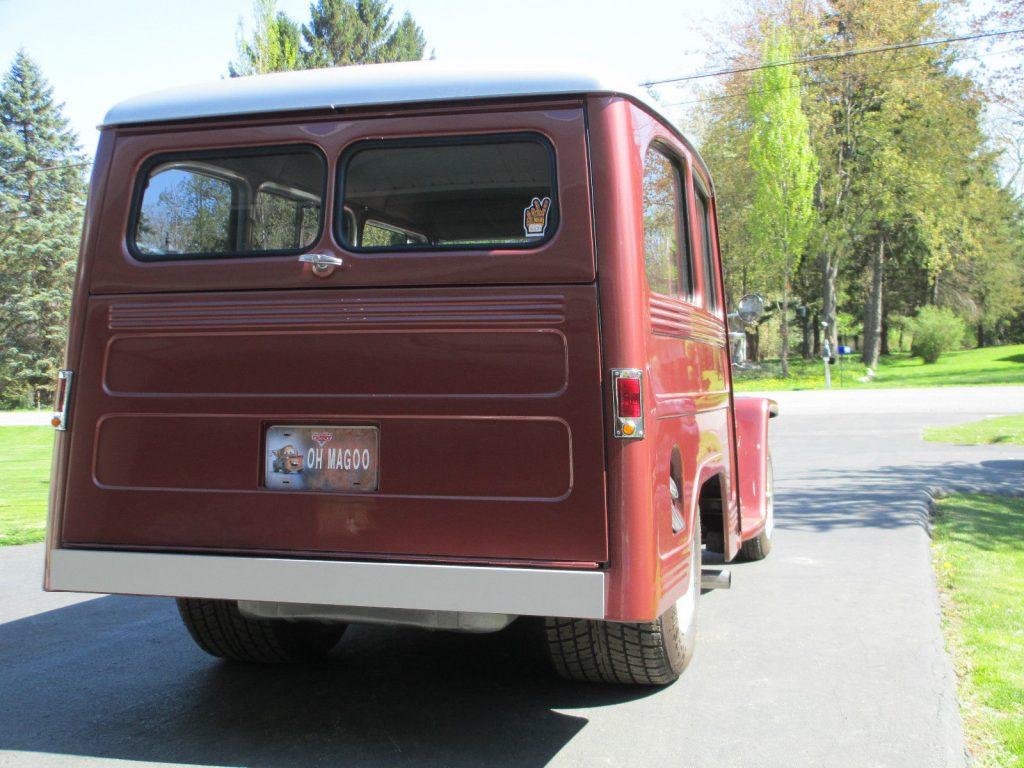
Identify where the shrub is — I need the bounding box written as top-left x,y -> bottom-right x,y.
909,306 -> 966,364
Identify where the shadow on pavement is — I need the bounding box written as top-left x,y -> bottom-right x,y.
0,596 -> 658,767
774,459 -> 1024,535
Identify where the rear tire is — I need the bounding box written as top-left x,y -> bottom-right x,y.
544,517 -> 700,685
740,452 -> 774,561
177,598 -> 346,663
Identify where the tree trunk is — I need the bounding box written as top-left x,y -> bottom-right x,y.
813,311 -> 821,357
821,252 -> 840,355
800,308 -> 811,358
880,314 -> 890,356
862,235 -> 885,369
977,322 -> 986,348
780,282 -> 791,377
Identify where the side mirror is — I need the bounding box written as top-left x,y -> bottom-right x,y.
736,293 -> 766,325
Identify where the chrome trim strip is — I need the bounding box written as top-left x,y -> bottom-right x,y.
47,549 -> 607,619
52,370 -> 73,431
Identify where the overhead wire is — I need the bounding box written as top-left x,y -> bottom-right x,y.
641,26 -> 1024,87
5,30 -> 1023,176
655,44 -> 1024,109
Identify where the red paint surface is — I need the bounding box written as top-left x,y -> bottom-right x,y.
734,396 -> 776,540
61,284 -> 607,562
589,99 -> 747,621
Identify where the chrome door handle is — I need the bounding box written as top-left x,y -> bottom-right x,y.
299,253 -> 344,275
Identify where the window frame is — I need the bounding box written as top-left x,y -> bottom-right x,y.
640,142 -> 695,301
692,174 -> 720,314
127,143 -> 328,263
334,131 -> 560,254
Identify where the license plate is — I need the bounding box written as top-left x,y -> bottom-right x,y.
265,425 -> 379,492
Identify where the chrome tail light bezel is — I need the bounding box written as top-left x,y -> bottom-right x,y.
52,369 -> 73,431
611,368 -> 644,439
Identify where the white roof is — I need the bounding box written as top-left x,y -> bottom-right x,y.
102,60 -> 671,128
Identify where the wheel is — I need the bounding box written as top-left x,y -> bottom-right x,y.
176,598 -> 346,663
740,452 -> 774,561
544,516 -> 701,685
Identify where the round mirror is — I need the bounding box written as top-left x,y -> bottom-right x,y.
736,293 -> 766,325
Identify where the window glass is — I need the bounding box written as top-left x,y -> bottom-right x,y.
136,169 -> 233,255
362,220 -> 428,247
642,147 -> 691,297
339,135 -> 556,250
252,186 -> 321,251
695,189 -> 719,311
133,147 -> 324,259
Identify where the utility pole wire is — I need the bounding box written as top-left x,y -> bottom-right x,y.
657,44 -> 1024,108
641,26 -> 1024,87
5,31 -> 1021,177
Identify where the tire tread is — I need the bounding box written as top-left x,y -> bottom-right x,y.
176,598 -> 344,663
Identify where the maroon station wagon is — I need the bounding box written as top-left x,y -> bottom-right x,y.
44,61 -> 777,685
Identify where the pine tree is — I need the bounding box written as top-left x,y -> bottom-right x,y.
0,50 -> 85,407
302,0 -> 426,67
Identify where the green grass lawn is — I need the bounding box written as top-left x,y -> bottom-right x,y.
734,343 -> 1024,392
925,415 -> 1024,446
932,494 -> 1024,767
0,426 -> 53,545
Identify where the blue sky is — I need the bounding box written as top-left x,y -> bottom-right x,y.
0,0 -> 732,156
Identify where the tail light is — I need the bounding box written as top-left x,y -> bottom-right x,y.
51,370 -> 73,431
611,368 -> 644,439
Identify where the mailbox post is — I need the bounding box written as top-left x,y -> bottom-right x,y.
820,320 -> 833,389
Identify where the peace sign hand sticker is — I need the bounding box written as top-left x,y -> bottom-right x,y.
523,196 -> 552,238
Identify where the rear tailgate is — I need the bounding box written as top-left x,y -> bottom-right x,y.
60,285 -> 606,562
56,104 -> 608,564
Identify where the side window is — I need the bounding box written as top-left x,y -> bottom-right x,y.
132,146 -> 325,260
694,187 -> 719,312
641,146 -> 692,298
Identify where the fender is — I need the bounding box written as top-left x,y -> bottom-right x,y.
653,451 -> 724,617
733,397 -> 778,540
688,451 -> 727,545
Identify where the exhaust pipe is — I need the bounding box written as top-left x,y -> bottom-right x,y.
701,568 -> 731,590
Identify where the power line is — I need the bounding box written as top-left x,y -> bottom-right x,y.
2,31 -> 1018,178
641,26 -> 1024,87
657,44 -> 1024,109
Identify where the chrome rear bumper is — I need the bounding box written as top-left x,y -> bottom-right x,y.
46,548 -> 606,619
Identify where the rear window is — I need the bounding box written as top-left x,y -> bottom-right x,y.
131,146 -> 325,260
338,134 -> 557,251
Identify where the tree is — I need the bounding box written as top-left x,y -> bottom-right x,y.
302,0 -> 426,67
801,0 -> 1008,369
228,0 -> 427,76
694,0 -> 1024,368
747,26 -> 818,377
229,0 -> 303,77
0,50 -> 85,407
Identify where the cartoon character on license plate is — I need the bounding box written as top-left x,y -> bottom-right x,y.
270,444 -> 304,474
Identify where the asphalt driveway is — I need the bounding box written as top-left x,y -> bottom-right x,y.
1,386 -> 1022,767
